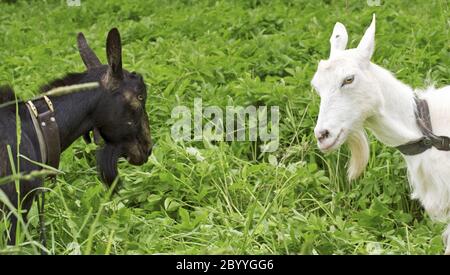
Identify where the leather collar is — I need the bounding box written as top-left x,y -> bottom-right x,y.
396,97 -> 450,155
26,96 -> 61,169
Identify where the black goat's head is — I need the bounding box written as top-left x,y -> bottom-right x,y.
77,28 -> 152,186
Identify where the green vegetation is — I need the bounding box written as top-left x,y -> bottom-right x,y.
1,0 -> 449,254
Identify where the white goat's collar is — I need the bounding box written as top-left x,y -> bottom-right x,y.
396,97 -> 450,155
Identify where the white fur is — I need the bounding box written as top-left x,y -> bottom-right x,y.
347,129 -> 369,180
312,14 -> 450,253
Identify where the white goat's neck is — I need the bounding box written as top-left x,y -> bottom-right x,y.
365,63 -> 423,147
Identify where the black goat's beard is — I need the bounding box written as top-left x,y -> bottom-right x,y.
96,143 -> 124,188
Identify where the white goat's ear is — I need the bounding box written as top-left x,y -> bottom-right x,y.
329,22 -> 348,57
357,14 -> 376,60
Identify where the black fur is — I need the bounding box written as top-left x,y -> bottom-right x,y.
96,143 -> 124,186
0,85 -> 16,103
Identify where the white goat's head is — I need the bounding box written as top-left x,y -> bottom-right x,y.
311,15 -> 382,180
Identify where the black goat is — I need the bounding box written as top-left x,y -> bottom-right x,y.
0,28 -> 153,245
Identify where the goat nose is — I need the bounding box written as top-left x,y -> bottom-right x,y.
147,145 -> 153,156
315,129 -> 330,142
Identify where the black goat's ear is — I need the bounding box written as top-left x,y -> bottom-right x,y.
77,32 -> 102,70
0,85 -> 16,104
105,28 -> 123,84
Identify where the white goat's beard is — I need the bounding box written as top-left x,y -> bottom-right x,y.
346,129 -> 370,180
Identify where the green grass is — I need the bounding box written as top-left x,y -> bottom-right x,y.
0,0 -> 449,254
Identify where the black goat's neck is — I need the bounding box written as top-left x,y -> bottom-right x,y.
32,89 -> 102,151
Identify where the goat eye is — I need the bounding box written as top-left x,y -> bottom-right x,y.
341,75 -> 355,87
137,94 -> 144,101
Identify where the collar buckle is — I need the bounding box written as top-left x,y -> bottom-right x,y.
43,95 -> 54,112
423,138 -> 432,146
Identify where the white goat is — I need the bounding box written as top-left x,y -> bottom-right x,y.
311,14 -> 450,254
